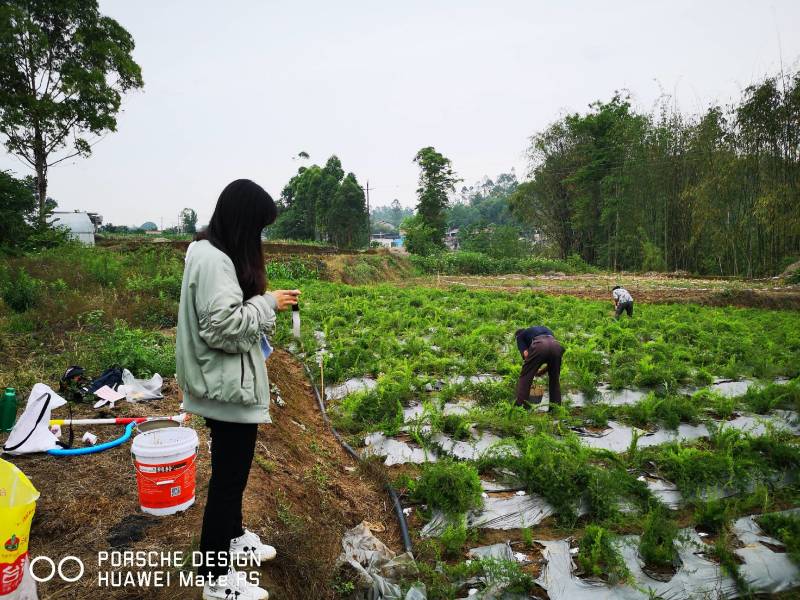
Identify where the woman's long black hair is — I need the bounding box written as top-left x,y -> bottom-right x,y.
196,179 -> 277,299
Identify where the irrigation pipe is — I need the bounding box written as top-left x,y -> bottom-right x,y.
301,362 -> 413,554
47,421 -> 136,456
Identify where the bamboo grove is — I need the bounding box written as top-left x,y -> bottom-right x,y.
510,69 -> 800,276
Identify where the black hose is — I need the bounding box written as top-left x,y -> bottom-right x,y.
302,363 -> 413,554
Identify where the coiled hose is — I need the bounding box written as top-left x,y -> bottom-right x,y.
47,421 -> 136,456
302,363 -> 413,554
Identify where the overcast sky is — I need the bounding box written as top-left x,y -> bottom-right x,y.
2,0 -> 799,229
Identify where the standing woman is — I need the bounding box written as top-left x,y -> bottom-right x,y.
176,179 -> 299,600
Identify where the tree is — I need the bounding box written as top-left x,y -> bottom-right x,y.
272,155 -> 369,248
401,214 -> 440,256
412,146 -> 459,252
390,198 -> 403,225
181,208 -> 197,234
0,0 -> 143,225
328,173 -> 368,249
447,171 -> 519,229
0,170 -> 35,247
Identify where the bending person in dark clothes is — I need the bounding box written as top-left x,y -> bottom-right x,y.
514,326 -> 565,409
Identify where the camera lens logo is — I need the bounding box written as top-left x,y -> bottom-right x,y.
29,556 -> 84,583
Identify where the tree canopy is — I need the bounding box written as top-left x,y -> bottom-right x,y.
0,0 -> 143,223
510,72 -> 800,276
411,146 -> 459,252
273,155 -> 369,249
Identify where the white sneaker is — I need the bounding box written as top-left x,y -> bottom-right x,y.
202,568 -> 268,600
230,529 -> 277,563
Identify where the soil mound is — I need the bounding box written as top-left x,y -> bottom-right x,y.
10,349 -> 399,600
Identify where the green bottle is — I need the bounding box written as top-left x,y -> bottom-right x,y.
1,388 -> 17,432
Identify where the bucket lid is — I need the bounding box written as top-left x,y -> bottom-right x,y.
131,427 -> 198,459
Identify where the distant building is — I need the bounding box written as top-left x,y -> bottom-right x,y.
52,211 -> 98,245
444,228 -> 460,250
370,232 -> 404,248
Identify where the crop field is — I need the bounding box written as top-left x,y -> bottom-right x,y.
2,245 -> 800,599
272,278 -> 800,598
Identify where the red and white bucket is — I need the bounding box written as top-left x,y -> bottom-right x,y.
131,427 -> 198,516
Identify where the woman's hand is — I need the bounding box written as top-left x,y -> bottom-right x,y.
269,289 -> 301,311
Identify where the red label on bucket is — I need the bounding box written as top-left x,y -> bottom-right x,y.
134,457 -> 196,510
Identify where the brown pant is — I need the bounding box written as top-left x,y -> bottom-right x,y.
516,336 -> 565,406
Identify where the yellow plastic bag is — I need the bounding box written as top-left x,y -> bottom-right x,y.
0,459 -> 39,596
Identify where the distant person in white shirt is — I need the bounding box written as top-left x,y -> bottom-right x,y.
612,285 -> 634,319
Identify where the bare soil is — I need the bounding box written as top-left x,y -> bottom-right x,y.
6,349 -> 400,600
407,273 -> 800,310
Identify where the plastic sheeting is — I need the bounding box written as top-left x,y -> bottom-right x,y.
421,492 -> 559,537
363,432 -> 437,466
548,378 -> 792,408
576,414 -> 800,453
326,377 -> 378,401
536,521 -> 800,600
336,521 -> 425,600
431,431 -> 506,461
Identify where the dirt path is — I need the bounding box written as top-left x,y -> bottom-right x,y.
9,349 -> 399,600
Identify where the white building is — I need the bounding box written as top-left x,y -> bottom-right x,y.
52,211 -> 97,245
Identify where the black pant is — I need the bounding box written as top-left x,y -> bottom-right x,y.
516,336 -> 565,406
615,301 -> 634,318
198,418 -> 258,578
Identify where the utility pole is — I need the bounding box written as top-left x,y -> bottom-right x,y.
365,180 -> 370,215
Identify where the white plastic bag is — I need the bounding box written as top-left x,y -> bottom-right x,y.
121,369 -> 163,403
2,384 -> 66,455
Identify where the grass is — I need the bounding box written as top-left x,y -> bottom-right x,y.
3,243 -> 800,597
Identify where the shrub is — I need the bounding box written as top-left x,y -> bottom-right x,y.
743,379 -> 800,414
410,251 -> 596,276
441,414 -> 471,441
624,393 -> 698,430
693,499 -> 731,534
577,525 -> 630,584
693,388 -> 736,420
1,268 -> 42,312
79,250 -> 125,286
439,516 -> 469,557
126,272 -> 183,301
757,512 -> 800,564
337,388 -> 402,434
481,434 -> 626,526
413,460 -> 483,516
95,320 -> 175,377
639,508 -> 678,569
267,259 -> 320,282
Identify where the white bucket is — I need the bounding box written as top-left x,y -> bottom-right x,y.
131,427 -> 198,516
